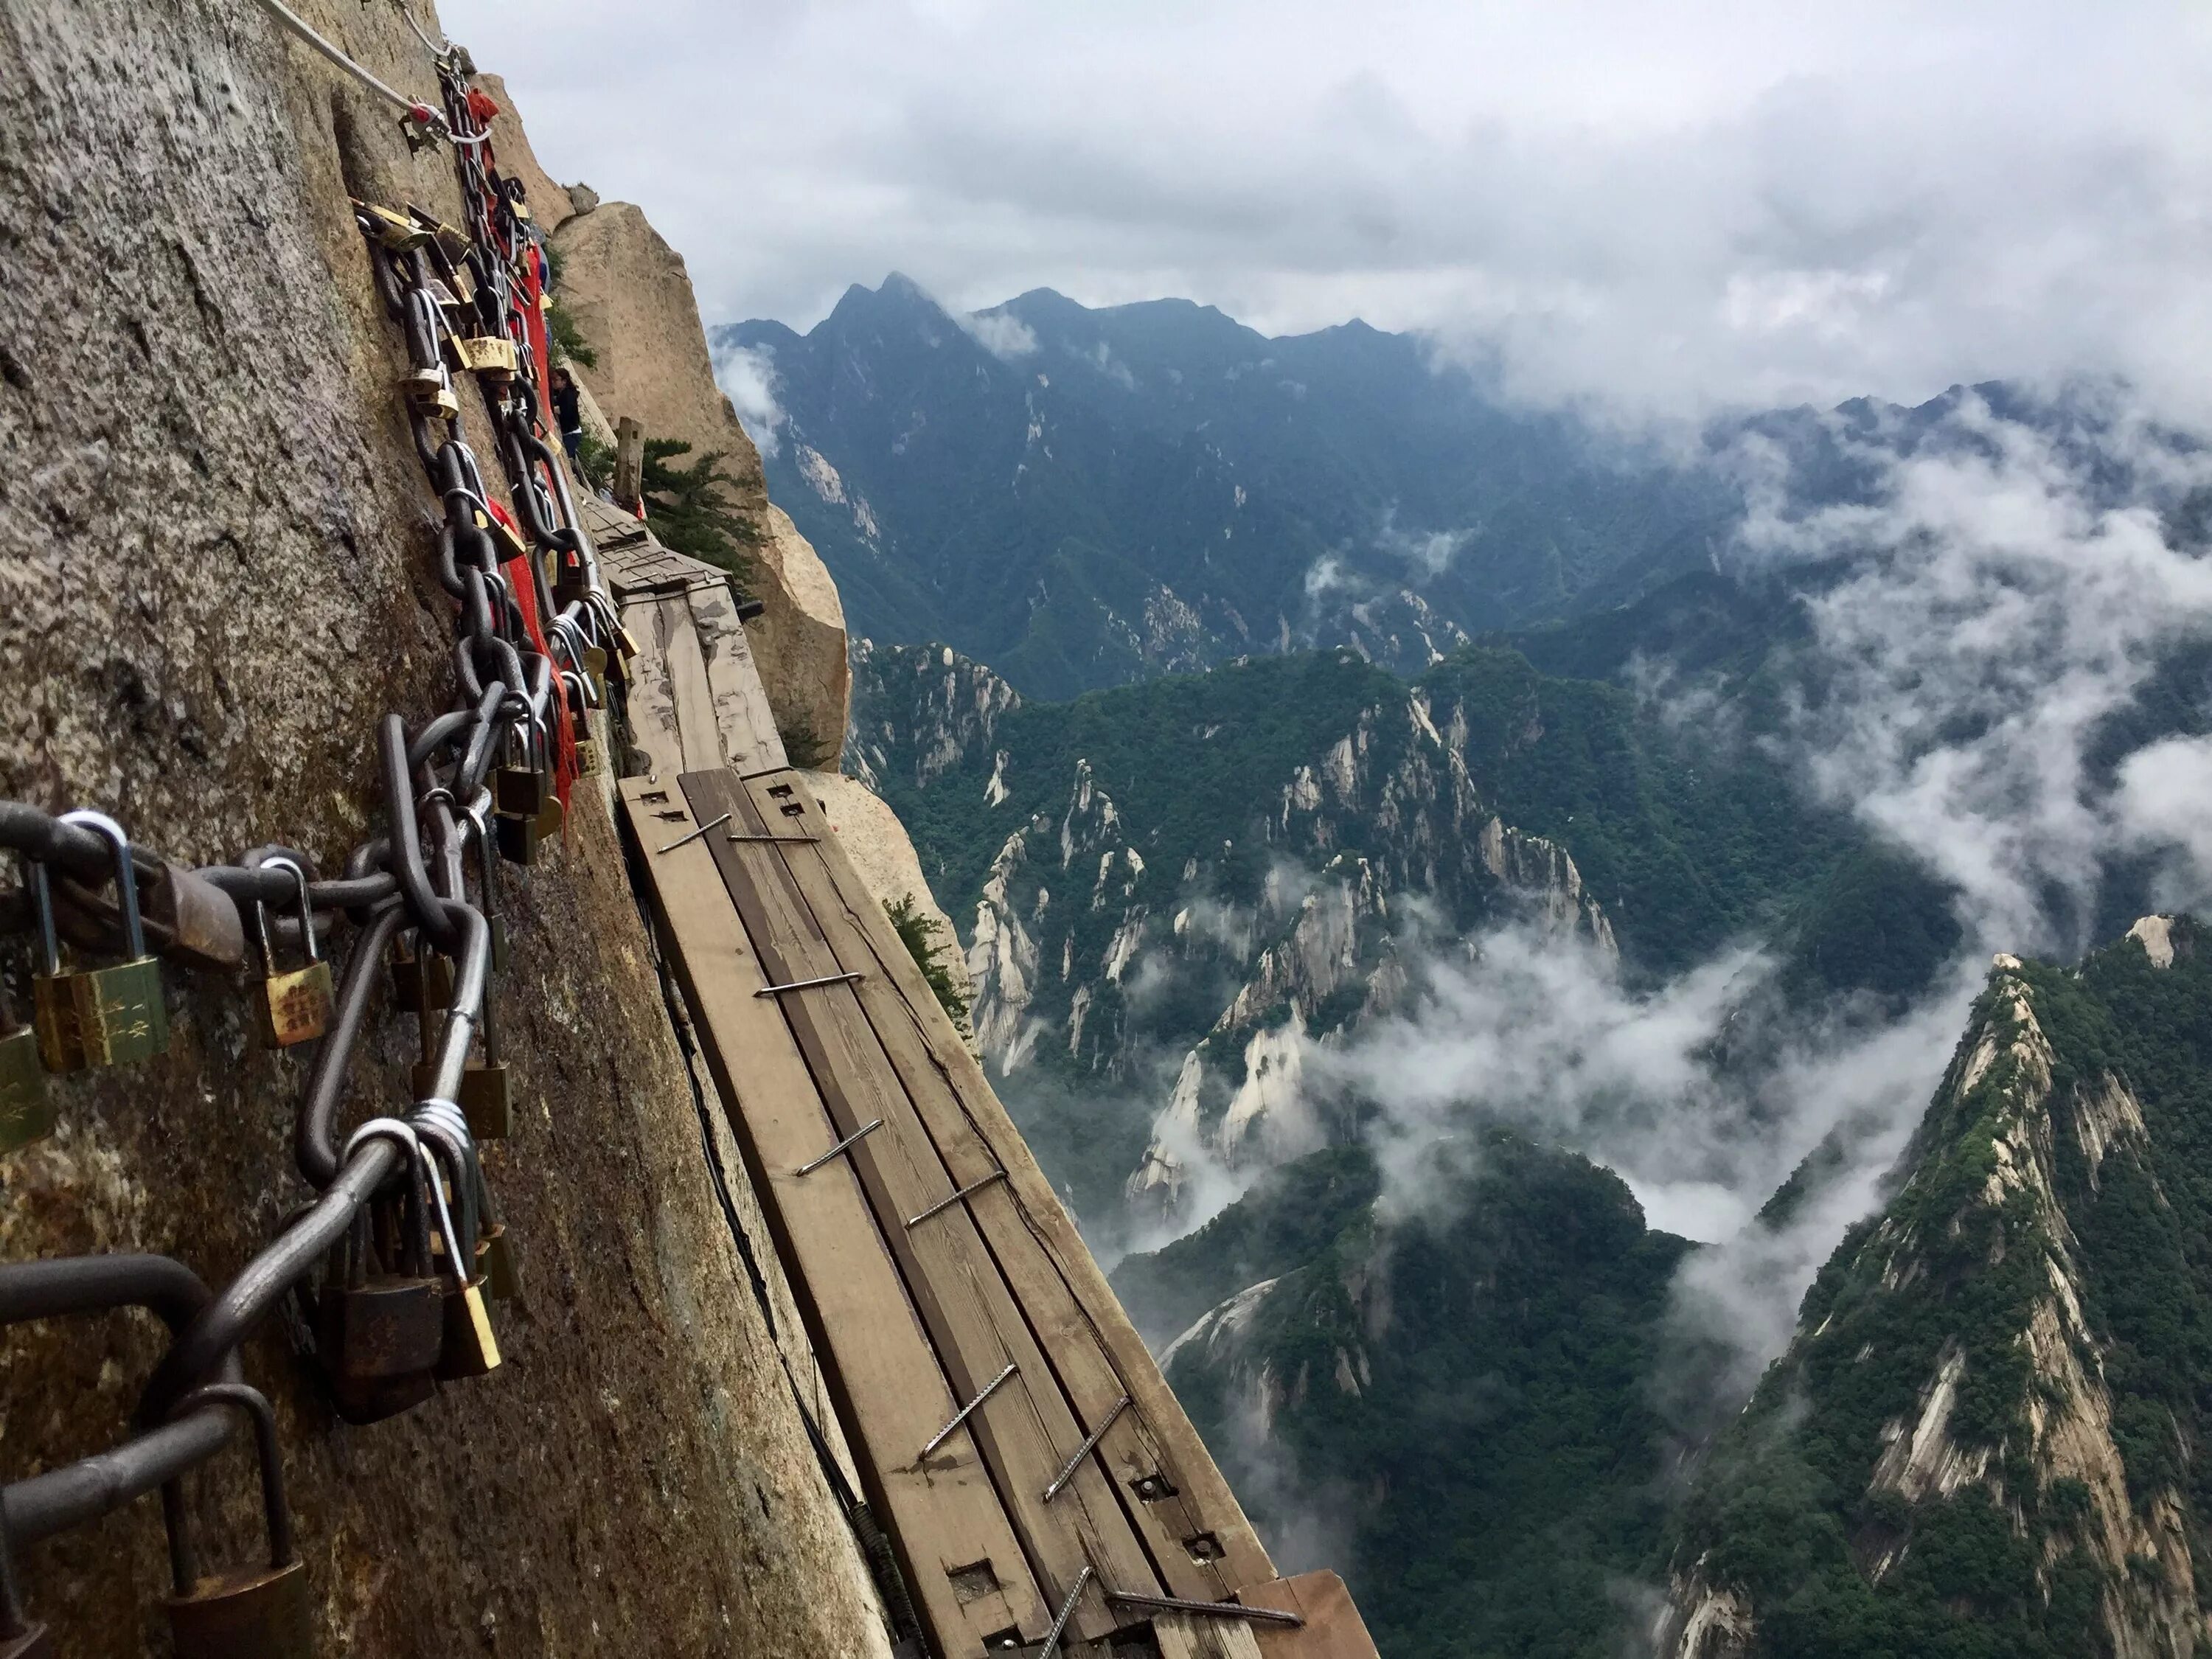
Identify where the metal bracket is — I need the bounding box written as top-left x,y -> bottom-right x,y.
754,970 -> 863,998
1106,1590 -> 1306,1629
1039,1566 -> 1093,1659
794,1118 -> 883,1177
1043,1394 -> 1130,1503
920,1363 -> 1017,1461
655,812 -> 731,854
905,1168 -> 1007,1228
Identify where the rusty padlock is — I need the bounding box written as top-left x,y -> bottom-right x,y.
253,858 -> 333,1048
161,1383 -> 312,1659
315,1121 -> 443,1424
56,810 -> 167,1067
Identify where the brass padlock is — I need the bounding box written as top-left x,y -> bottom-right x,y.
143,858 -> 247,970
417,1127 -> 501,1380
0,983 -> 54,1158
352,198 -> 428,251
476,506 -> 531,564
574,737 -> 602,778
403,368 -> 459,420
456,335 -> 518,378
27,859 -> 83,1075
57,811 -> 167,1067
253,858 -> 333,1048
160,1383 -> 313,1659
0,1478 -> 52,1658
494,716 -> 552,817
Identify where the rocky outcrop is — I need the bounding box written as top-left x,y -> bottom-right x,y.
1658,927 -> 2212,1658
544,187 -> 851,759
0,4 -> 887,1650
845,639 -> 1020,794
798,771 -> 974,1032
748,505 -> 850,768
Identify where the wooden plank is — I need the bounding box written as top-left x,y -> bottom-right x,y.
618,593 -> 684,779
1154,1614 -> 1267,1659
619,777 -> 1046,1655
658,592 -> 726,774
686,580 -> 786,776
684,770 -> 1156,1646
749,771 -> 1251,1603
749,771 -> 1276,1593
1242,1573 -> 1380,1659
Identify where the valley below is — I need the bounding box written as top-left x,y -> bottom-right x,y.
780,301 -> 2212,1655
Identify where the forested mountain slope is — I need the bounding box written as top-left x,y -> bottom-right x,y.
1113,1135 -> 1697,1659
846,612 -> 1958,1236
1660,918 -> 2212,1658
722,276 -> 1736,695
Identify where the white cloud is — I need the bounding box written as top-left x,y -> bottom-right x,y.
957,308 -> 1038,359
711,340 -> 786,457
1728,389 -> 2212,955
444,0 -> 2212,420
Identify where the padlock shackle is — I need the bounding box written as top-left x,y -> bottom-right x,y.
56,810 -> 146,960
162,1384 -> 296,1583
257,856 -> 318,967
25,858 -> 60,978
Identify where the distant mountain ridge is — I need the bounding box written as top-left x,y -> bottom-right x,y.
718,275 -> 1736,698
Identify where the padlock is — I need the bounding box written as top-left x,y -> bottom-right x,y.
403,208 -> 470,265
493,809 -> 540,866
26,859 -> 83,1075
253,858 -> 333,1048
143,858 -> 248,970
390,936 -> 454,1012
315,1158 -> 442,1424
0,980 -> 54,1158
0,1479 -> 52,1658
476,507 -> 531,564
573,737 -> 602,779
494,717 -> 552,818
403,368 -> 459,420
477,1221 -> 522,1302
456,335 -> 518,378
352,198 -> 428,251
56,810 -> 167,1067
414,1124 -> 501,1380
161,1382 -> 313,1659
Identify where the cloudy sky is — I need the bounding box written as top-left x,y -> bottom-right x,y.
442,0 -> 2210,415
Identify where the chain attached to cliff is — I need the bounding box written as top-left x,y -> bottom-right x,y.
0,24 -> 625,1638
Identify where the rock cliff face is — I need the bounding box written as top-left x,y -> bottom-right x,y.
546,191 -> 850,755
1658,922 -> 2212,1659
848,641 -> 1613,1230
0,4 -> 885,1651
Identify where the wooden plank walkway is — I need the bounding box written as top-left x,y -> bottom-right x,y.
600,501 -> 1377,1658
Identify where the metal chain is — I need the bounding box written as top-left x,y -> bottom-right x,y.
0,32 -> 618,1576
